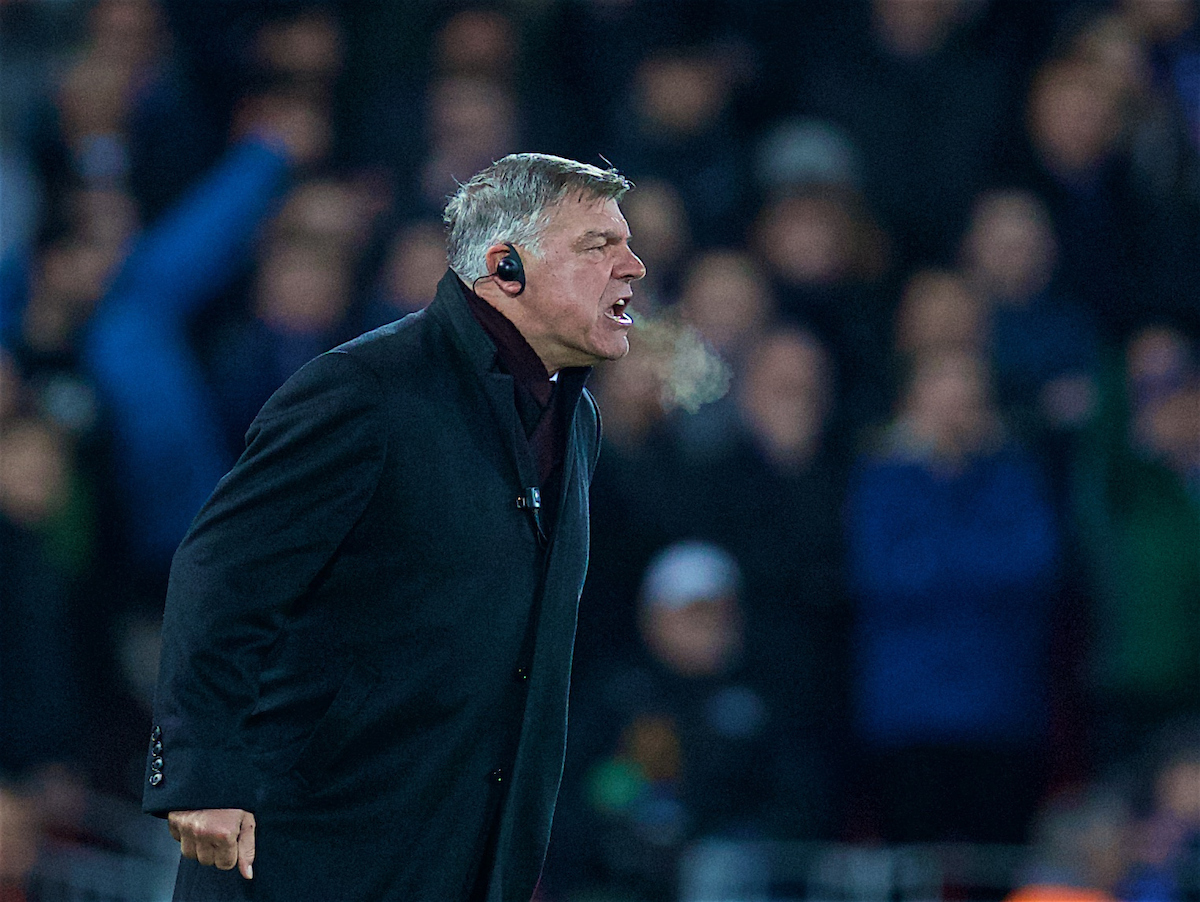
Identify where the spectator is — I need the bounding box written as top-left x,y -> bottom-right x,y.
358,218 -> 448,331
608,44 -> 751,244
593,326 -> 850,838
752,181 -> 893,433
545,541 -> 784,901
1065,8 -> 1200,334
669,248 -> 775,460
959,188 -> 1102,441
803,0 -> 1013,266
31,0 -> 212,223
1073,326 -> 1200,767
0,416 -> 85,778
1119,721 -> 1200,902
1015,48 -> 1200,340
616,176 -> 693,307
203,176 -> 373,447
77,125 -> 295,576
726,326 -> 850,835
1006,784 -> 1131,902
845,348 -> 1060,843
579,334 -> 694,675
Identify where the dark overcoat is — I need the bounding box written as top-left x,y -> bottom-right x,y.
143,271 -> 600,901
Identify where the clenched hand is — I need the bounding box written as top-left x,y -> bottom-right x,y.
168,808 -> 255,879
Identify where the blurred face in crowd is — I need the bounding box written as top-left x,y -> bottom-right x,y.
872,0 -> 964,57
1142,385 -> 1200,472
962,190 -> 1057,302
677,250 -> 773,356
71,187 -> 139,251
897,269 -> 988,362
422,76 -> 518,204
435,9 -> 517,79
89,0 -> 166,69
642,595 -> 743,678
0,786 -> 40,882
1157,756 -> 1200,825
24,238 -> 119,353
895,269 -> 987,358
635,51 -> 730,136
618,179 -> 691,277
254,9 -> 344,87
591,341 -> 667,445
1071,13 -> 1151,102
756,192 -> 853,286
428,76 -> 517,169
1126,325 -> 1192,396
381,221 -> 448,313
255,238 -> 352,334
492,195 -> 645,372
903,350 -> 999,461
57,53 -> 133,148
1126,327 -> 1200,470
0,418 -> 70,528
739,328 -> 831,466
275,179 -> 370,250
1028,58 -> 1123,176
235,87 -> 334,170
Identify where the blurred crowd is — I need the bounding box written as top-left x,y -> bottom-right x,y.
0,0 -> 1198,899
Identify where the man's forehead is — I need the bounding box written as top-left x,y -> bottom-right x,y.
544,195 -> 629,236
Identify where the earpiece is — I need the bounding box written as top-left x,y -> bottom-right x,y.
494,242 -> 526,294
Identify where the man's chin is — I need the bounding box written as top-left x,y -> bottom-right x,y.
602,339 -> 631,362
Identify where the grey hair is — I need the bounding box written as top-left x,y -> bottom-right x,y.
443,153 -> 633,282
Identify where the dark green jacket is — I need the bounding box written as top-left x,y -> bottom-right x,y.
145,270 -> 601,901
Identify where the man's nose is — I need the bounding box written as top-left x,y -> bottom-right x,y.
617,246 -> 647,281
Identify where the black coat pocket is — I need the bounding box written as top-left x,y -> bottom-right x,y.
290,658 -> 380,789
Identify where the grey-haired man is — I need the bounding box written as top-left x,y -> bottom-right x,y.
146,153 -> 645,901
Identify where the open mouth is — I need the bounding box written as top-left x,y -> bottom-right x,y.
606,297 -> 633,326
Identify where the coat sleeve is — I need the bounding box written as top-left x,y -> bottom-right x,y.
144,350 -> 387,815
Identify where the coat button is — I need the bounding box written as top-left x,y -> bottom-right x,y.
151,740 -> 163,755
151,725 -> 162,741
151,757 -> 164,771
148,772 -> 163,786
488,768 -> 504,784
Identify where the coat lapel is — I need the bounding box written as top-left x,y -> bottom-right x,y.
429,271 -> 546,542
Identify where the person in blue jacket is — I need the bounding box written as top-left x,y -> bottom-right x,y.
845,347 -> 1060,844
1,114 -> 298,577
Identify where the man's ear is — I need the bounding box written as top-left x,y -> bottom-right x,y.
484,243 -> 526,296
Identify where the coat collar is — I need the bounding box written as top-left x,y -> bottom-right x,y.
427,269 -> 503,378
426,268 -> 592,403
427,269 -> 592,545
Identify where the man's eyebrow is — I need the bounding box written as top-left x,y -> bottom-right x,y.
573,229 -> 628,248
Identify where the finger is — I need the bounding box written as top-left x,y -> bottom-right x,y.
211,834 -> 239,871
180,834 -> 198,861
168,817 -> 181,842
196,842 -> 216,867
237,812 -> 256,880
